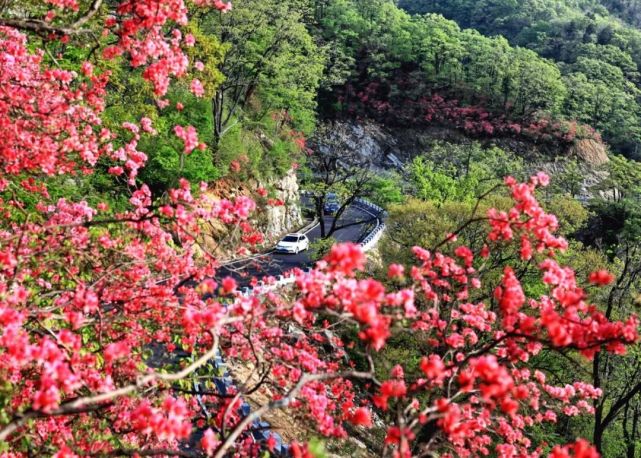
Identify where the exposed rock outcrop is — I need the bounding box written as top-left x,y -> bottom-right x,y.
316,120 -> 570,172
201,169 -> 303,260
570,138 -> 609,167
317,119 -> 611,203
262,168 -> 303,240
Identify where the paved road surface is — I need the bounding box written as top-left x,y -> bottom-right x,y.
216,203 -> 380,287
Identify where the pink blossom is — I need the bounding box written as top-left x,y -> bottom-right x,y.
174,125 -> 200,154
190,78 -> 205,97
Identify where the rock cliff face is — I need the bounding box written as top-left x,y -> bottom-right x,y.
318,120 -> 610,201
261,168 -> 303,240
202,169 -> 303,259
570,139 -> 610,167
317,121 -> 577,168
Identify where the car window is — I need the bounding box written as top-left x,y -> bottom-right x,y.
282,236 -> 298,242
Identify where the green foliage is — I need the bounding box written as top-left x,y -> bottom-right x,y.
307,437 -> 328,458
365,175 -> 405,207
397,0 -> 641,155
374,330 -> 424,379
408,142 -> 524,205
543,195 -> 590,236
137,86 -> 222,194
91,22 -> 228,197
202,0 -> 324,136
183,0 -> 326,179
597,154 -> 641,201
255,27 -> 325,135
217,122 -> 264,176
183,20 -> 226,99
551,159 -> 584,198
320,1 -> 568,118
380,198 -> 476,265
581,155 -> 641,248
309,236 -> 337,261
558,240 -> 611,280
409,158 -> 466,203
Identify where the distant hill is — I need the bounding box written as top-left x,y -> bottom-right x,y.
396,0 -> 641,157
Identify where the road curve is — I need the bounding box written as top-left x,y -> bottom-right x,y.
217,201 -> 381,288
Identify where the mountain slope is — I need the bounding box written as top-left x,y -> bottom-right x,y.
395,0 -> 641,157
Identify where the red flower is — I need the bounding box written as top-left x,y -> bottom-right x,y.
387,263 -> 405,279
520,236 -> 533,261
324,243 -> 365,276
549,439 -> 599,458
380,380 -> 407,398
420,355 -> 446,384
221,277 -> 237,294
495,267 -> 525,316
174,125 -> 200,154
349,407 -> 373,427
588,270 -> 615,286
52,446 -> 79,458
190,78 -> 204,97
200,428 -> 219,456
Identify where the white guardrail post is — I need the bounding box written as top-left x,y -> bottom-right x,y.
353,197 -> 385,252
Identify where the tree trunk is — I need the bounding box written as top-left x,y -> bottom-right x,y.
326,198 -> 356,239
627,436 -> 636,458
627,406 -> 640,458
593,412 -> 604,454
211,92 -> 224,166
315,197 -> 326,238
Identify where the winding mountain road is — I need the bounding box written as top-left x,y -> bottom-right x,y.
216,200 -> 382,288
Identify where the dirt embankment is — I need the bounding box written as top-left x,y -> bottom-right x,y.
569,138 -> 609,167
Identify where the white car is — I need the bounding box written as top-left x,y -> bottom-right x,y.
276,233 -> 310,254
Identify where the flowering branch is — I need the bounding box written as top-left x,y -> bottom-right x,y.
0,323 -> 232,441
213,367 -> 377,458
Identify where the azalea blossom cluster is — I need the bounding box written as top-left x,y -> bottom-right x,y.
164,176 -> 638,457
343,82 -> 601,145
105,0 -> 231,95
0,26 -> 108,177
245,172 -> 635,458
9,0 -> 230,99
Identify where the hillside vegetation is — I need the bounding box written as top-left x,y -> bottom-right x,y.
398,0 -> 641,156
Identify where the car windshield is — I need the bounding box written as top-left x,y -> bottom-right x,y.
282,236 -> 299,242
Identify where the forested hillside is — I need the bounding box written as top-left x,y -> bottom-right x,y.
397,0 -> 641,156
2,0 -> 641,457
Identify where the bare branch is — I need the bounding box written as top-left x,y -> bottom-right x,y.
0,0 -> 103,36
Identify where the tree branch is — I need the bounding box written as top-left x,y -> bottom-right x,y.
213,368 -> 375,458
0,321 -> 236,441
0,0 -> 103,36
